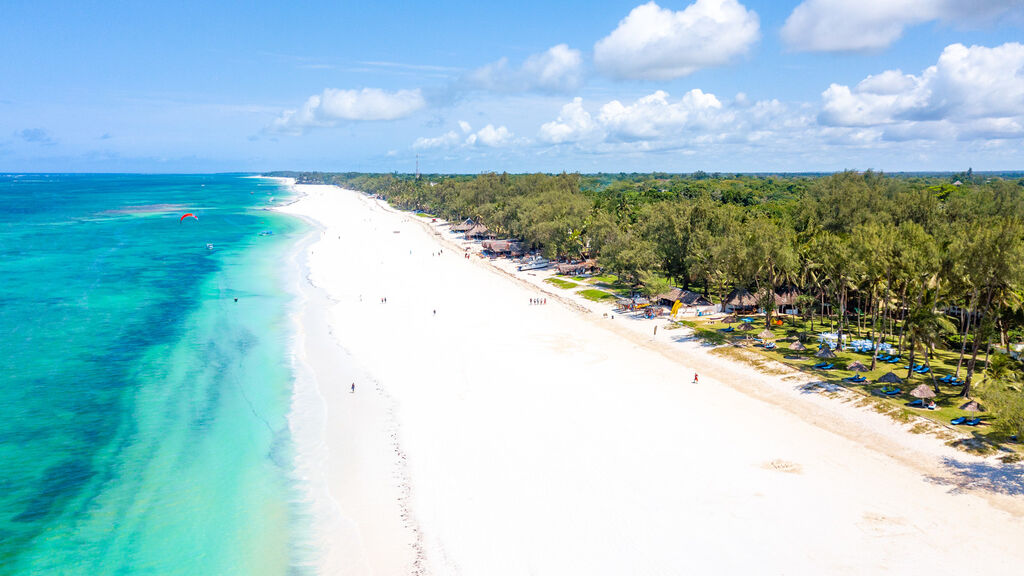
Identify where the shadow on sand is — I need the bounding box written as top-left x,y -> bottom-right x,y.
926,457 -> 1024,496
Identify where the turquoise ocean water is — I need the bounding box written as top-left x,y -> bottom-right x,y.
0,174 -> 308,575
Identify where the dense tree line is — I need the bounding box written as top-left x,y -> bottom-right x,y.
275,170 -> 1024,416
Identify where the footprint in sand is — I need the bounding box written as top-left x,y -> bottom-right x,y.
762,459 -> 803,474
857,512 -> 918,536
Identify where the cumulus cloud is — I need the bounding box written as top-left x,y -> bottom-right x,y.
466,124 -> 514,147
593,0 -> 760,80
599,89 -> 724,140
273,88 -> 425,133
539,97 -> 600,143
415,121 -> 515,149
819,42 -> 1024,140
467,44 -> 583,93
535,90 -> 814,153
782,0 -> 1023,52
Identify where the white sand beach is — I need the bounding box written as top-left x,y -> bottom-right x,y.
280,183 -> 1024,575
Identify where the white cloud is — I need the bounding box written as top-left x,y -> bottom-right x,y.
273,88 -> 425,133
819,42 -> 1024,140
467,124 -> 514,147
539,97 -> 600,143
593,0 -> 760,80
598,89 -> 724,140
468,44 -> 583,93
782,0 -> 1023,52
535,90 -> 814,153
413,130 -> 461,150
415,122 -> 515,149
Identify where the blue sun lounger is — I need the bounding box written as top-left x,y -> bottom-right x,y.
951,416 -> 967,425
939,374 -> 953,383
886,357 -> 901,364
880,386 -> 901,396
811,361 -> 826,369
818,363 -> 835,370
877,354 -> 891,361
844,374 -> 866,383
966,417 -> 982,426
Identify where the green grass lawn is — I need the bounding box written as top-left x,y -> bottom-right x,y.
415,212 -> 436,218
545,277 -> 578,289
577,288 -> 618,302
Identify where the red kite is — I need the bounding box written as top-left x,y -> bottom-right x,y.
180,213 -> 198,222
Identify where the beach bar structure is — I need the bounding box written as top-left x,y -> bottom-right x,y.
449,218 -> 475,233
481,239 -> 525,256
654,287 -> 718,316
555,259 -> 601,276
724,286 -> 801,314
464,224 -> 494,240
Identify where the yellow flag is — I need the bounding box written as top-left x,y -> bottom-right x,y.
670,300 -> 682,317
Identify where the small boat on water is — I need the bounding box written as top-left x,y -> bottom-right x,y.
206,243 -> 214,250
518,256 -> 550,271
258,230 -> 274,236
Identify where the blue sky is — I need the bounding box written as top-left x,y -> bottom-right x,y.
2,0 -> 1023,173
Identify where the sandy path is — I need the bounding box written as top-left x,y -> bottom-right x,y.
280,184 -> 1024,576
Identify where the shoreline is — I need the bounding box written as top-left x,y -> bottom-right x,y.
276,181 -> 422,575
281,182 -> 1024,575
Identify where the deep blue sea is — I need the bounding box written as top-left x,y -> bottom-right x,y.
0,174 -> 307,575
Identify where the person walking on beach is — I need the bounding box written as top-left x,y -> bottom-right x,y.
351,382 -> 355,393
693,373 -> 699,384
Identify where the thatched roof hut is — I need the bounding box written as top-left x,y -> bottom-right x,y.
774,286 -> 800,307
848,361 -> 868,372
724,288 -> 759,309
464,224 -> 493,239
450,218 -> 475,232
878,371 -> 904,384
758,329 -> 775,340
556,259 -> 600,276
910,384 -> 936,399
815,344 -> 836,358
789,340 -> 806,351
481,239 -> 523,254
959,400 -> 985,412
654,287 -> 714,308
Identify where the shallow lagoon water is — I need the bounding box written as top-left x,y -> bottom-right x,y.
0,174 -> 307,575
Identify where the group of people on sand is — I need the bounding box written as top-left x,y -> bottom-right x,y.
530,298 -> 547,305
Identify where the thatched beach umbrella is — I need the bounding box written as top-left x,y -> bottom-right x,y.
758,328 -> 775,340
789,340 -> 806,351
815,344 -> 836,359
738,322 -> 755,331
910,384 -> 936,399
959,400 -> 985,412
721,315 -> 738,324
848,361 -> 869,372
878,371 -> 904,384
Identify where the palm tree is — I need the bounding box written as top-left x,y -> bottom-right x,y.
903,292 -> 956,393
